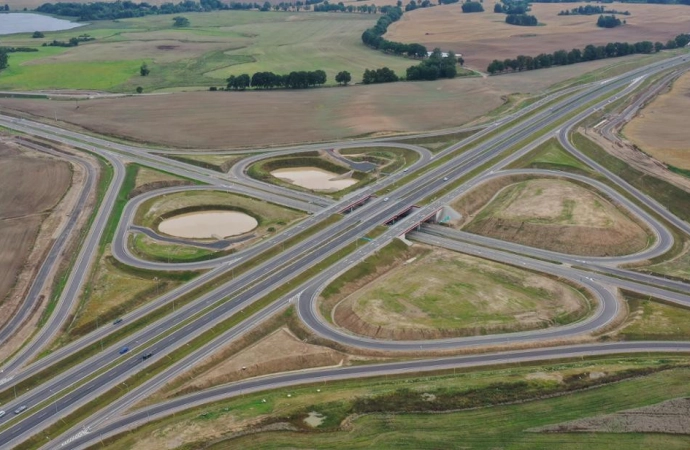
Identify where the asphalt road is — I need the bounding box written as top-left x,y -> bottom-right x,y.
0,53 -> 688,448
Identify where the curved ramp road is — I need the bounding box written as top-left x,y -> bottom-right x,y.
0,54 -> 688,448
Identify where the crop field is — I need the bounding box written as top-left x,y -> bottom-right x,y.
624,71 -> 690,171
0,54 -> 647,149
333,247 -> 589,340
387,3 -> 690,71
0,142 -> 71,305
103,357 -> 690,450
0,10 -> 417,91
458,178 -> 651,256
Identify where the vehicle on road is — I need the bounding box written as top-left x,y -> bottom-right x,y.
13,406 -> 26,415
119,347 -> 129,355
0,411 -> 5,418
383,197 -> 389,202
142,352 -> 153,360
403,168 -> 409,172
443,177 -> 448,181
113,318 -> 123,325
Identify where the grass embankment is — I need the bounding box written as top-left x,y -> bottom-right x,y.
130,234 -> 222,263
339,146 -> 420,174
618,292 -> 690,341
0,214 -> 343,414
397,130 -> 479,152
165,154 -> 246,173
572,132 -> 690,223
18,217 -> 372,449
508,138 -> 592,175
97,357 -> 690,450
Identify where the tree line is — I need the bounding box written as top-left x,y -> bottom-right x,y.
361,6 -> 430,58
226,70 -> 328,90
494,0 -> 529,14
0,49 -> 8,71
487,33 -> 690,74
505,13 -> 538,25
597,14 -> 623,28
461,1 -> 484,12
558,5 -> 629,16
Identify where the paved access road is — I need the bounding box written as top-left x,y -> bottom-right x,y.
0,53 -> 688,449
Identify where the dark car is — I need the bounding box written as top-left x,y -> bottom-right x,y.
142,352 -> 153,360
119,346 -> 129,355
113,318 -> 123,325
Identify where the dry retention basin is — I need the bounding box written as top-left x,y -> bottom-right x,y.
271,167 -> 357,192
158,210 -> 258,239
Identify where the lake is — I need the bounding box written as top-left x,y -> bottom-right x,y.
0,13 -> 84,36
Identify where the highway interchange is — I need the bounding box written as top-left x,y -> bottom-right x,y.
0,53 -> 688,448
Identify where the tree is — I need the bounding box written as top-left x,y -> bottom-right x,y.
172,16 -> 190,27
136,86 -> 143,94
461,1 -> 483,12
140,63 -> 150,76
654,41 -> 664,53
596,14 -> 621,28
493,3 -> 502,13
32,31 -> 44,38
335,70 -> 351,85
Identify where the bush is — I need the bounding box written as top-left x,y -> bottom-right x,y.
461,1 -> 484,13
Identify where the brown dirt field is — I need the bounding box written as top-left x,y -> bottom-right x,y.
0,57 -> 642,149
457,177 -> 651,256
170,328 -> 347,396
387,3 -> 690,71
532,397 -> 690,434
624,71 -> 690,171
0,141 -> 71,304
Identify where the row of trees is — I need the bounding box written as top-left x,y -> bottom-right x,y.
361,6 -> 430,58
0,49 -> 8,71
596,14 -> 623,28
505,13 -> 538,25
487,33 -> 690,74
558,5 -> 629,16
362,67 -> 399,84
226,70 -> 328,90
405,0 -> 434,11
494,1 -> 529,14
461,1 -> 484,12
406,50 -> 459,80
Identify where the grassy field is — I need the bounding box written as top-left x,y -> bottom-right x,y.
619,295 -> 690,341
0,10 -> 418,91
130,233 -> 221,263
461,178 -> 651,256
387,3 -> 690,71
508,138 -> 592,174
334,247 -> 589,339
624,71 -> 690,171
101,357 -> 690,450
643,246 -> 690,281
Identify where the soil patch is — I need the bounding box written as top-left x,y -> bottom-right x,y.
532,397 -> 690,434
457,177 -> 650,256
625,71 -> 690,171
271,167 -> 356,191
158,210 -> 258,239
170,328 -> 347,396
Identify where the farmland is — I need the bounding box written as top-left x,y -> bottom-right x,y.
0,141 -> 71,318
0,11 -> 417,91
387,3 -> 690,71
624,71 -> 690,171
0,54 -> 658,149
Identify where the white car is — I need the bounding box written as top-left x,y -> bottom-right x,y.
383,197 -> 389,202
443,177 -> 449,181
0,411 -> 5,418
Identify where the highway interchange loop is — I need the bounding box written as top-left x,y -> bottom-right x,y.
0,53 -> 688,448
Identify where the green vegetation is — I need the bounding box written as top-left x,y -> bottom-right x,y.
0,11 -> 419,92
165,153 -> 246,173
620,293 -> 690,341
643,247 -> 690,282
130,234 -> 225,263
509,138 -> 592,174
572,132 -> 690,223
99,357 -> 690,450
462,1 -> 484,13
